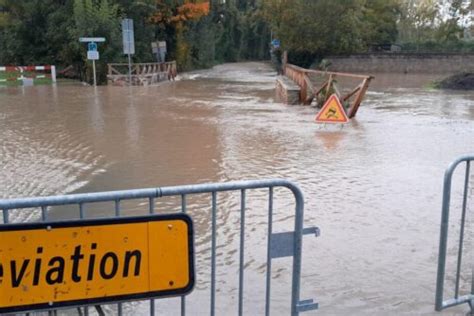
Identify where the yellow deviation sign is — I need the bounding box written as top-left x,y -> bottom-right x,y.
315,94 -> 349,124
0,214 -> 194,313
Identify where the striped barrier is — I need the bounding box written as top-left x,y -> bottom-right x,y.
0,65 -> 57,85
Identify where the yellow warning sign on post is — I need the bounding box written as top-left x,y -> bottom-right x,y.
315,94 -> 349,123
0,214 -> 194,313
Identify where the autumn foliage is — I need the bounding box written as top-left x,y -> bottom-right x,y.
150,1 -> 210,25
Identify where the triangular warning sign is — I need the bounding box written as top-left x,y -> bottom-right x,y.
315,94 -> 349,124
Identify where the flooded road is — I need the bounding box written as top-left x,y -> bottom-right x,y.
1,62 -> 474,315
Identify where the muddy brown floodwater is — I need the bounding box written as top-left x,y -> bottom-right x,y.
1,62 -> 474,315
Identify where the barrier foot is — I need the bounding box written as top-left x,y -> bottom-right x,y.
297,299 -> 319,312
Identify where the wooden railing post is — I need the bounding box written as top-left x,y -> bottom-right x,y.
347,78 -> 371,118
303,74 -> 315,105
325,74 -> 333,97
299,72 -> 307,103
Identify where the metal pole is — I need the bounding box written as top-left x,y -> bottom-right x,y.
210,191 -> 217,316
290,183 -> 305,316
128,53 -> 132,86
436,155 -> 474,311
92,60 -> 97,87
51,65 -> 57,84
265,187 -> 273,316
238,189 -> 246,316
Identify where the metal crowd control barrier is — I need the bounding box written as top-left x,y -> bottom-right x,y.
436,155 -> 474,312
0,179 -> 319,315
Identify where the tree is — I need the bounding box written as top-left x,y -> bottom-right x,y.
0,1 -> 74,65
363,0 -> 400,47
114,0 -> 157,62
0,0 -> 267,78
397,0 -> 440,43
262,0 -> 370,65
72,0 -> 122,83
0,0 -> 11,27
396,0 -> 474,51
150,1 -> 212,69
436,0 -> 471,42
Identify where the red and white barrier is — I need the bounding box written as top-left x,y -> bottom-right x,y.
0,65 -> 57,84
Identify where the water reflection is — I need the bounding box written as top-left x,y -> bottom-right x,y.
315,130 -> 346,151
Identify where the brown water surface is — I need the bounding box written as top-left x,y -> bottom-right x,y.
1,62 -> 474,315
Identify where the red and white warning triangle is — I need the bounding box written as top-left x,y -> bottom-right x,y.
315,94 -> 349,124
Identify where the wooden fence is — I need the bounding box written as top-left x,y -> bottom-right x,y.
107,62 -> 177,86
283,64 -> 373,118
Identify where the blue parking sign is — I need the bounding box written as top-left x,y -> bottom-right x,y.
88,42 -> 98,52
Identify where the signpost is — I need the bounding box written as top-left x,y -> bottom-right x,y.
271,39 -> 281,49
315,94 -> 349,124
0,214 -> 194,313
122,19 -> 135,85
79,37 -> 105,87
79,38 -> 106,43
87,42 -> 99,86
152,41 -> 167,63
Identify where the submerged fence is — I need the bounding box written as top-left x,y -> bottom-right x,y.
107,62 -> 177,86
436,155 -> 474,312
283,63 -> 373,118
0,179 -> 319,315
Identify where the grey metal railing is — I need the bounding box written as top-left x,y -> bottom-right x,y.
0,179 -> 319,315
436,155 -> 474,312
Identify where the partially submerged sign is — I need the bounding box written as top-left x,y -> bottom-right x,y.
315,94 -> 349,124
0,214 -> 194,313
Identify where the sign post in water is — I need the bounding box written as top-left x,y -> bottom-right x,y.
122,19 -> 135,85
79,37 -> 106,87
87,42 -> 99,87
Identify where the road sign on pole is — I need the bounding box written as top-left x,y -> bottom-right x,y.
87,51 -> 99,60
271,39 -> 281,49
122,19 -> 135,85
88,42 -> 98,52
151,41 -> 167,63
79,37 -> 106,43
122,19 -> 135,55
87,43 -> 99,87
79,38 -> 106,87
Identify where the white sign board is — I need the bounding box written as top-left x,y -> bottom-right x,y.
79,37 -> 106,43
122,19 -> 135,55
87,51 -> 99,60
151,42 -> 159,54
